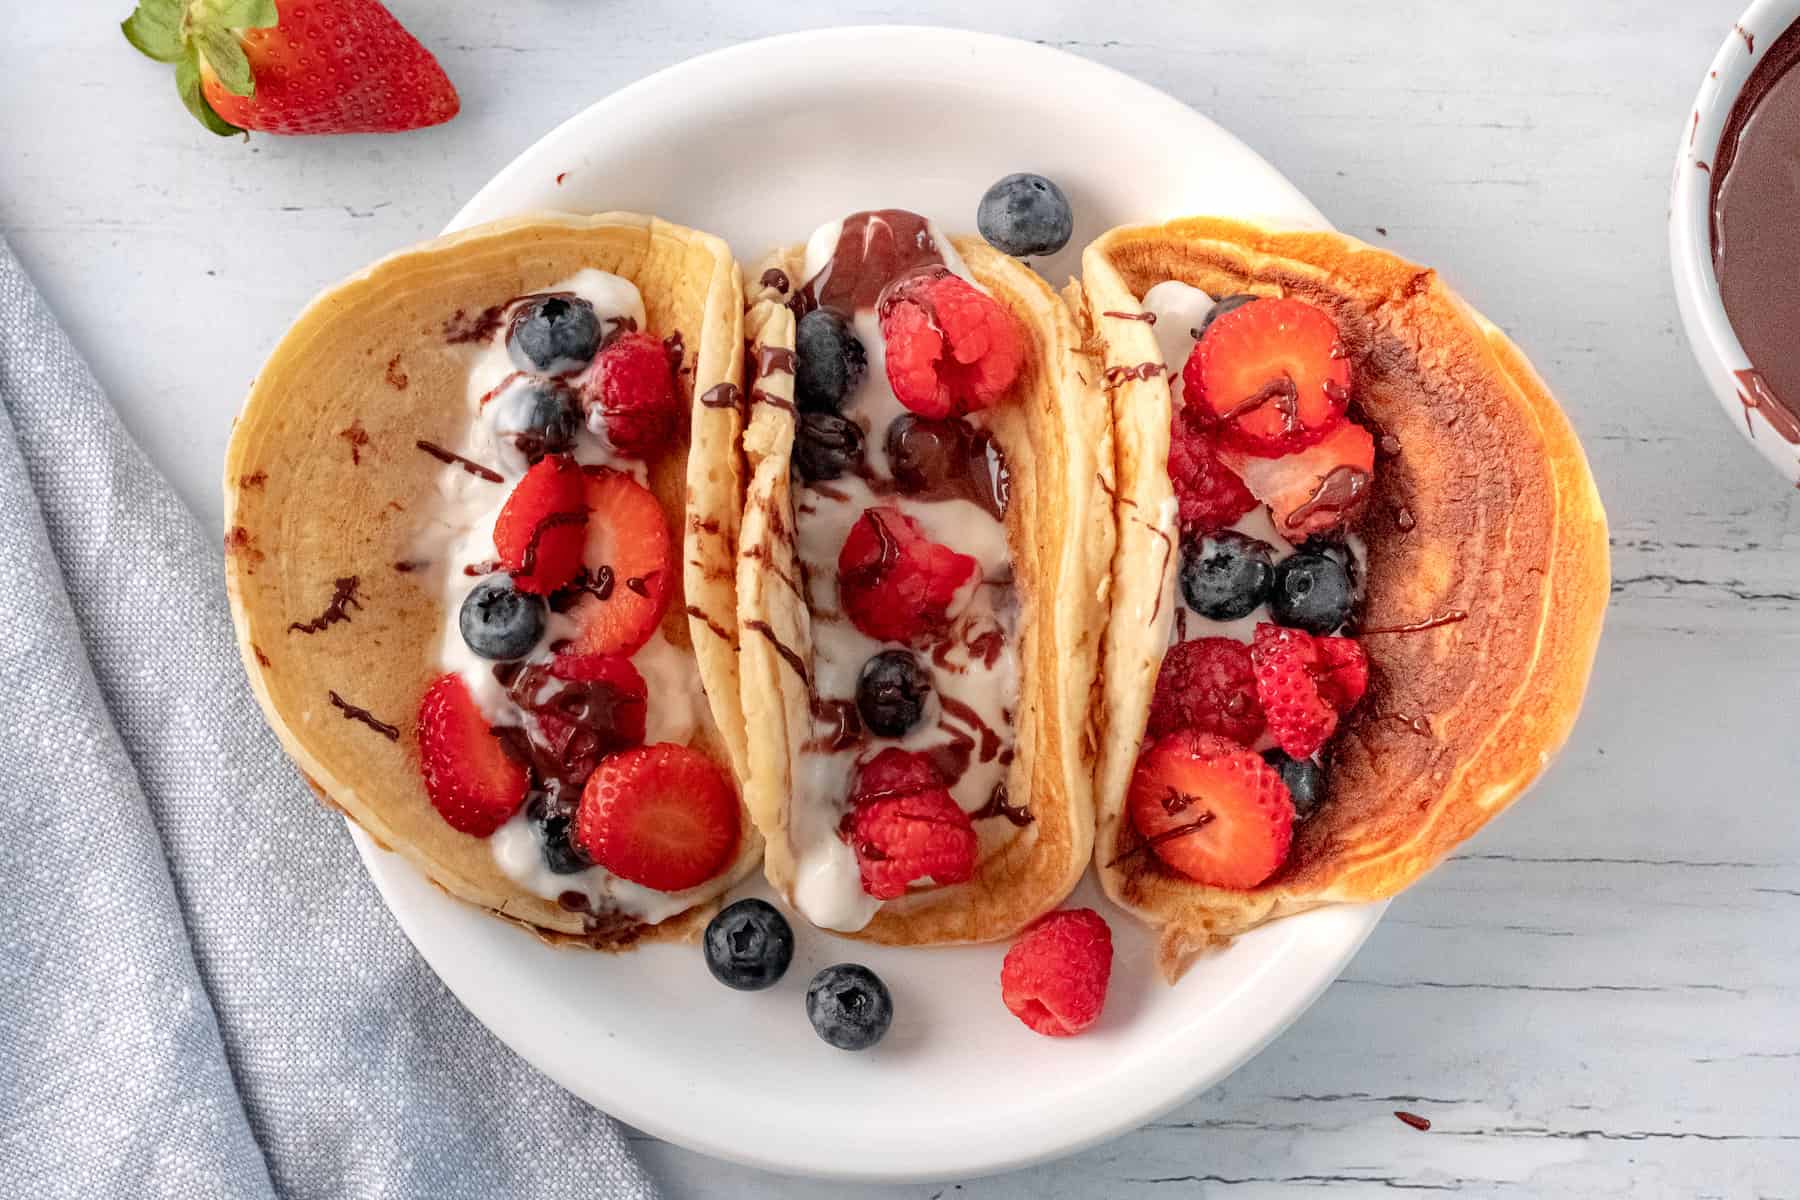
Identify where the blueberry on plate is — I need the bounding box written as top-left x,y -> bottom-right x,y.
1194,293 -> 1259,341
856,650 -> 932,737
507,294 -> 602,373
491,380 -> 580,463
806,963 -> 893,1051
704,899 -> 795,992
1179,530 -> 1275,620
794,308 -> 867,413
458,575 -> 546,660
1262,749 -> 1326,820
793,411 -> 865,482
528,793 -> 589,874
977,173 -> 1074,257
1269,551 -> 1354,635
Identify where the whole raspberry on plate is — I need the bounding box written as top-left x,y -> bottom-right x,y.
1167,408 -> 1256,536
1147,637 -> 1266,743
574,743 -> 741,892
841,748 -> 978,900
1184,297 -> 1350,455
578,331 -> 682,458
1000,908 -> 1114,1037
1126,729 -> 1294,889
417,673 -> 528,837
1249,623 -> 1369,759
878,267 -> 1025,418
836,506 -> 979,644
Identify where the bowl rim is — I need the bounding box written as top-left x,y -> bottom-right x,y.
1668,0 -> 1800,479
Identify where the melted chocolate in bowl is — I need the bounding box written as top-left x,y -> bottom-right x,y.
1711,17 -> 1800,438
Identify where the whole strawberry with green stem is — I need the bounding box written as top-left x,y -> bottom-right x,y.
121,0 -> 459,136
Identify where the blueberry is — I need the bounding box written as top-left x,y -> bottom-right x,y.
1195,293 -> 1258,340
1269,551 -> 1354,635
795,308 -> 867,413
793,411 -> 865,482
856,650 -> 932,737
703,899 -> 795,991
528,793 -> 589,874
805,963 -> 893,1051
1263,749 -> 1326,820
977,173 -> 1074,257
491,380 -> 579,464
1179,531 -> 1276,620
507,294 -> 602,373
458,575 -> 545,660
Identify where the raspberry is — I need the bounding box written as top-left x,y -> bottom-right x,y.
841,748 -> 978,900
1127,730 -> 1294,889
878,267 -> 1025,418
1000,909 -> 1114,1037
1168,409 -> 1256,536
578,331 -> 681,458
1249,624 -> 1369,759
1147,637 -> 1266,743
836,506 -> 979,644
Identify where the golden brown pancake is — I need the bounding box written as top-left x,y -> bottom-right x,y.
736,232 -> 1113,945
1072,217 -> 1610,980
223,212 -> 760,948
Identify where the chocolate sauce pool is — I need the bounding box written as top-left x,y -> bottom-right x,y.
1711,18 -> 1800,439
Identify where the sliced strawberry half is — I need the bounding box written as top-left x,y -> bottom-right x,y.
1126,729 -> 1294,889
1184,297 -> 1351,455
1222,420 -> 1376,539
417,672 -> 528,838
493,454 -> 588,595
836,506 -> 979,644
1249,623 -> 1369,759
574,743 -> 742,892
564,467 -> 673,656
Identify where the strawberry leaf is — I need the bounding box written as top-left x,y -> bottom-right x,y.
194,26 -> 254,97
175,52 -> 244,137
199,0 -> 279,29
120,0 -> 184,63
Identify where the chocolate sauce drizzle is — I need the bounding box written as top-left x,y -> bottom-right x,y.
792,209 -> 944,315
416,440 -> 503,483
760,267 -> 791,295
755,345 -> 798,377
287,576 -> 361,635
1103,362 -> 1166,387
971,784 -> 1032,827
517,510 -> 587,578
684,603 -> 734,644
1285,465 -> 1370,531
1107,811 -> 1216,868
700,382 -> 744,412
1103,310 -> 1157,324
328,691 -> 399,741
1359,610 -> 1468,635
746,619 -> 809,686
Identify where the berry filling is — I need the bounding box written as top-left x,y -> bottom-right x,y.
1137,285 -> 1379,889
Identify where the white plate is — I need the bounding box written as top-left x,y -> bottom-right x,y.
352,26 -> 1385,1183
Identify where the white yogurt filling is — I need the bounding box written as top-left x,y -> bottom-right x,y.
413,269 -> 716,923
1140,280 -> 1368,757
786,215 -> 1024,933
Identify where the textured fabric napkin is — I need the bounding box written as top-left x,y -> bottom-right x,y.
0,238 -> 660,1200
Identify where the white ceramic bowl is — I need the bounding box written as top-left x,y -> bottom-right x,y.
348,26 -> 1386,1182
1670,0 -> 1800,483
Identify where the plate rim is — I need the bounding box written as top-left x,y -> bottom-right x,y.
356,24 -> 1387,1183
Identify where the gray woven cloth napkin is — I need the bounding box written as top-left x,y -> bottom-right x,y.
0,237 -> 660,1200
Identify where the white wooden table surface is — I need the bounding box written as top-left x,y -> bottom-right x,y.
7,1 -> 1797,1195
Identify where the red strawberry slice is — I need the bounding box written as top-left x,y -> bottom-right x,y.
565,468 -> 673,656
1126,729 -> 1294,889
1223,420 -> 1376,539
1184,297 -> 1350,455
417,673 -> 528,838
837,506 -> 979,644
494,455 -> 588,595
842,748 -> 978,900
1249,623 -> 1369,759
1147,637 -> 1266,743
574,743 -> 742,892
578,331 -> 682,458
124,0 -> 460,138
878,267 -> 1026,418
